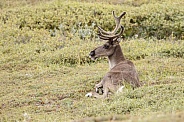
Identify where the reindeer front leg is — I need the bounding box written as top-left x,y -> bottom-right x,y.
85,76 -> 110,98
95,83 -> 103,93
85,87 -> 109,99
94,79 -> 105,93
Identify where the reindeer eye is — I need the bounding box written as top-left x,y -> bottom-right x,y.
103,44 -> 109,49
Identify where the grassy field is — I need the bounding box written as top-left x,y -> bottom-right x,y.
0,0 -> 184,122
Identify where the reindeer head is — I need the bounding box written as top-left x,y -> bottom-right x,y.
89,11 -> 126,60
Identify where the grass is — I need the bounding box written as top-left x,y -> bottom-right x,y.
0,53 -> 184,121
0,0 -> 184,122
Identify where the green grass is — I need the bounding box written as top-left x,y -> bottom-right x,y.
0,57 -> 184,121
0,0 -> 184,121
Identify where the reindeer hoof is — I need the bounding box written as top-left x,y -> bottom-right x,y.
85,92 -> 92,97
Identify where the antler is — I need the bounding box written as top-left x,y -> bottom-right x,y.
98,11 -> 126,36
98,26 -> 124,40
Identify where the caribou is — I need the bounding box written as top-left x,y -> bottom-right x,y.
85,11 -> 141,98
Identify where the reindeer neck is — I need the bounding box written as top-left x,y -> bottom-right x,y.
108,45 -> 126,69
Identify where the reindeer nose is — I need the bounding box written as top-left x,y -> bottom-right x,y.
89,51 -> 95,57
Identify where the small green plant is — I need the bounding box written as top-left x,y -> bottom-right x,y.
0,0 -> 184,122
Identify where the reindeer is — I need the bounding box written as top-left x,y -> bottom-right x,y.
85,11 -> 141,98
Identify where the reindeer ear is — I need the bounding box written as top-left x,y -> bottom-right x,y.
112,40 -> 120,47
112,36 -> 123,46
117,36 -> 123,42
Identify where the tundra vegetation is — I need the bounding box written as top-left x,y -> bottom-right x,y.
0,0 -> 184,121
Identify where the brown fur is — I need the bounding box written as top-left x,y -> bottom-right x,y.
86,11 -> 141,98
86,45 -> 141,98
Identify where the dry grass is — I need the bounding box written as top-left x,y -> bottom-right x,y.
0,0 -> 184,121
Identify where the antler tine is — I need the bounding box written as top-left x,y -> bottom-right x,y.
99,36 -> 111,40
97,26 -> 110,35
111,11 -> 126,34
98,26 -> 124,39
98,11 -> 126,35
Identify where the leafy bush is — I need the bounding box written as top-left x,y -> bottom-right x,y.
0,0 -> 183,66
0,0 -> 183,40
158,46 -> 184,58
